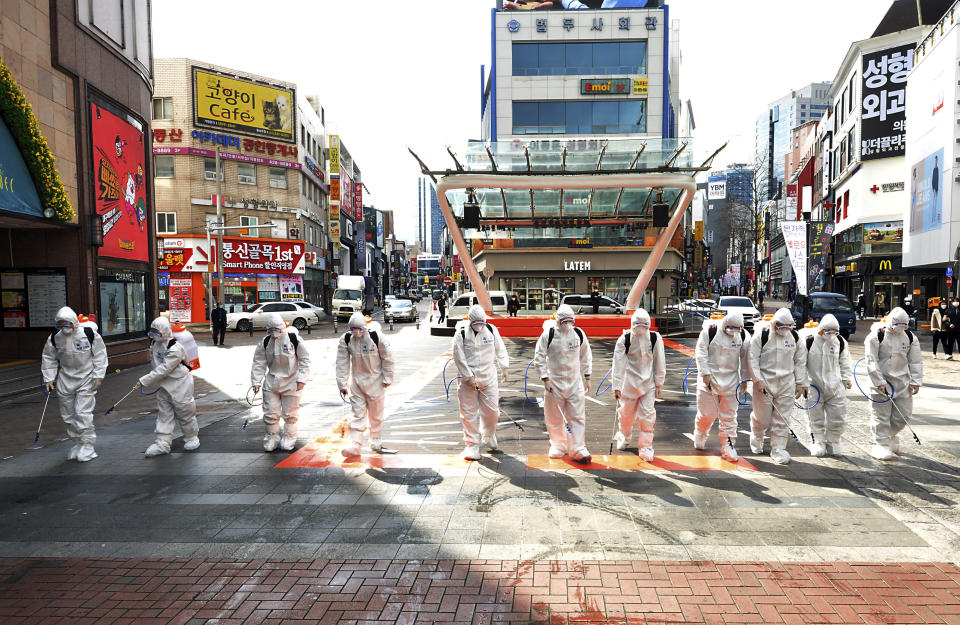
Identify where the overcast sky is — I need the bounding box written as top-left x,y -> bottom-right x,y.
153,0 -> 892,243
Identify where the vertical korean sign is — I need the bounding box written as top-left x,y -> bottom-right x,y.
91,102 -> 149,261
781,221 -> 808,296
861,44 -> 913,161
807,221 -> 834,294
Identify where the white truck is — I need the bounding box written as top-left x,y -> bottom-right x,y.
332,275 -> 372,319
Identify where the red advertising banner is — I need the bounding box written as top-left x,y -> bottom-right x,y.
220,236 -> 305,274
410,258 -> 417,274
91,102 -> 149,262
159,236 -> 214,272
355,182 -> 363,221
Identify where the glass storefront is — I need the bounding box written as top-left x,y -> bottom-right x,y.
98,268 -> 148,338
502,277 -> 575,311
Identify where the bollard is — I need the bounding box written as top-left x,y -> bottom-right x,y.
248,322 -> 253,337
415,312 -> 420,330
333,317 -> 338,334
390,318 -> 394,332
307,322 -> 312,335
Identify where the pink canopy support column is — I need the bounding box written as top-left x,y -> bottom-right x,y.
435,173 -> 697,314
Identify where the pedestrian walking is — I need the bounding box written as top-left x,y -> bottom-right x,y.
946,298 -> 960,360
873,291 -> 886,318
931,301 -> 947,359
211,303 -> 227,346
437,294 -> 447,324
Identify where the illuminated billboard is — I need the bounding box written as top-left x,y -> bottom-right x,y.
193,66 -> 296,142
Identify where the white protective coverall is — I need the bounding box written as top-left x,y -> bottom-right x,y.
251,313 -> 311,452
336,312 -> 395,456
140,317 -> 199,456
804,314 -> 852,457
532,304 -> 593,461
748,307 -> 807,464
40,306 -> 108,462
611,309 -> 665,461
865,307 -> 923,460
452,305 -> 509,459
694,312 -> 750,461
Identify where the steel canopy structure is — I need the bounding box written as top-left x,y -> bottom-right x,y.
410,139 -> 724,313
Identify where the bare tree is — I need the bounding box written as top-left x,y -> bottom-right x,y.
722,156 -> 766,296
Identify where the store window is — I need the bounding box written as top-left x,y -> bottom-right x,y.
238,163 -> 256,185
154,155 -> 174,178
156,212 -> 177,234
269,167 -> 288,189
98,268 -> 148,338
513,100 -> 646,135
512,41 -> 646,76
501,277 -> 575,311
152,97 -> 173,120
203,158 -> 224,181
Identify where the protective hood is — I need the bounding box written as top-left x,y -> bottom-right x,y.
886,307 -> 909,333
265,313 -> 285,330
772,307 -> 794,334
556,304 -> 576,331
818,313 -> 840,333
904,295 -> 912,303
150,316 -> 173,341
631,309 -> 651,334
468,305 -> 487,323
721,311 -> 744,331
348,312 -> 367,329
55,306 -> 79,335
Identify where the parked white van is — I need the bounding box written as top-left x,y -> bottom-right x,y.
445,291 -> 509,322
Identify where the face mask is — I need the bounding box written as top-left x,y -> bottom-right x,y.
890,322 -> 908,334
724,326 -> 741,336
954,303 -> 959,308
148,329 -> 163,341
633,321 -> 650,332
471,321 -> 486,331
942,305 -> 948,310
774,322 -> 791,335
350,327 -> 365,337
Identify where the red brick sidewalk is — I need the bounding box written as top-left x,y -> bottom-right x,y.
1,558 -> 959,625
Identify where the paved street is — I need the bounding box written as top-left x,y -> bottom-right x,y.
3,303 -> 960,622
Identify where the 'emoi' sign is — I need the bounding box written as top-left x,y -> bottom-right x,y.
580,78 -> 631,95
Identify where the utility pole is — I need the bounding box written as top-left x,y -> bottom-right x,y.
216,146 -> 225,309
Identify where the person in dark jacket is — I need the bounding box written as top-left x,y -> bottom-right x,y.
437,294 -> 447,324
508,295 -> 520,317
590,288 -> 602,314
211,304 -> 227,346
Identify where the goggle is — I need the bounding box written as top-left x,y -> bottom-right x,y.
558,317 -> 575,325
724,325 -> 743,333
471,320 -> 486,326
266,326 -> 284,334
821,328 -> 839,336
349,327 -> 365,335
774,323 -> 792,331
632,321 -> 650,329
147,329 -> 162,339
55,321 -> 73,330
892,322 -> 908,329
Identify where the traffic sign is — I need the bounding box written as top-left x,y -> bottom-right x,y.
948,276 -> 953,288
443,276 -> 452,285
947,267 -> 953,277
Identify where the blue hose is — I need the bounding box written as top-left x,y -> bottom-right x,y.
595,368 -> 612,396
681,357 -> 696,395
339,390 -> 350,405
445,375 -> 461,402
853,358 -> 895,403
794,384 -> 821,410
442,358 -> 453,391
524,360 -> 541,405
736,380 -> 750,405
140,386 -> 159,396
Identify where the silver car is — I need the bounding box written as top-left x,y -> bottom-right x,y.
385,299 -> 416,322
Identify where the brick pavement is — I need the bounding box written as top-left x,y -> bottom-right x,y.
1,557 -> 960,624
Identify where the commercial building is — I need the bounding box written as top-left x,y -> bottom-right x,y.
298,97 -> 331,309
151,58 -> 313,321
472,2 -> 685,311
0,1 -> 157,364
328,134 -> 365,279
754,83 -> 832,202
904,1 -> 960,301
825,1 -> 951,313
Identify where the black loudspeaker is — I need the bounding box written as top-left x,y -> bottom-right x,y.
652,203 -> 669,227
462,203 -> 481,229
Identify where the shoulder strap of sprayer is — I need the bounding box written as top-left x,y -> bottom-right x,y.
344,331 -> 378,347
805,334 -> 847,354
49,326 -> 97,350
623,331 -> 657,354
708,324 -> 745,344
876,327 -> 914,346
547,326 -> 583,348
164,338 -> 192,372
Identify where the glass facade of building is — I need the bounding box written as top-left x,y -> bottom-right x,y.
512,41 -> 647,76
512,100 -> 647,135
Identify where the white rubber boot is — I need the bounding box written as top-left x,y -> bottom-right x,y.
770,448 -> 791,465
548,445 -> 566,459
183,438 -> 200,451
76,444 -> 98,463
145,442 -> 169,457
263,436 -> 280,452
870,444 -> 893,460
693,432 -> 707,450
638,447 -> 654,463
462,445 -> 481,461
720,437 -> 739,462
808,442 -> 827,457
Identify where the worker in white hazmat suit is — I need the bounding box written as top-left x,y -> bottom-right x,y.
137,317 -> 200,456
336,312 -> 395,457
747,307 -> 807,464
694,311 -> 750,462
41,306 -> 108,462
864,307 -> 922,460
532,304 -> 593,462
452,305 -> 509,460
803,314 -> 852,457
611,309 -> 665,461
251,313 -> 311,452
